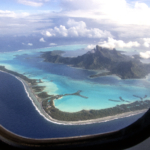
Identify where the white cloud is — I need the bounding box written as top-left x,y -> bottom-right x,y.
135,2 -> 149,10
0,10 -> 29,18
99,37 -> 140,49
7,24 -> 27,26
28,43 -> 33,46
60,0 -> 150,26
54,1 -> 150,40
0,10 -> 16,18
67,19 -> 86,28
43,19 -> 112,38
143,42 -> 149,48
86,44 -> 95,50
1,0 -> 150,42
21,12 -> 30,17
39,37 -> 45,42
49,43 -> 57,45
0,11 -> 52,36
61,0 -> 127,11
46,31 -> 53,37
18,0 -> 43,7
140,51 -> 150,59
143,38 -> 150,47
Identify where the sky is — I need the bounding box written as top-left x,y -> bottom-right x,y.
1,0 -> 150,58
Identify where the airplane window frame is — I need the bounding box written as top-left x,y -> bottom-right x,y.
0,108 -> 150,150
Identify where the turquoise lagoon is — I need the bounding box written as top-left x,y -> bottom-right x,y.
0,45 -> 150,113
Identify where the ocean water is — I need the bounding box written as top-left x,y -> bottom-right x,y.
0,44 -> 150,138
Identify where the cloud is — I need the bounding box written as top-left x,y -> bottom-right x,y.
46,31 -> 53,37
0,11 -> 53,36
67,19 -> 86,28
135,2 -> 149,10
143,38 -> 150,47
49,43 -> 57,45
28,43 -> 33,46
7,24 -> 27,27
60,0 -> 127,11
18,0 -> 43,7
60,0 -> 150,26
43,19 -> 112,38
86,44 -> 96,50
56,0 -> 150,41
140,51 -> 150,59
41,1 -> 150,41
99,37 -> 140,49
0,10 -> 16,18
0,10 -> 29,18
39,37 -> 45,42
1,0 -> 150,44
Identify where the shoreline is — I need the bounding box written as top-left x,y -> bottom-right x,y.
0,70 -> 148,125
13,77 -> 148,125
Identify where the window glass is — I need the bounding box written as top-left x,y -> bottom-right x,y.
0,0 -> 150,139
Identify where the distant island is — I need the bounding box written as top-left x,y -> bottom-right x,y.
41,45 -> 150,79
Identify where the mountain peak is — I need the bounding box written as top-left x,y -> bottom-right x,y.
41,46 -> 150,79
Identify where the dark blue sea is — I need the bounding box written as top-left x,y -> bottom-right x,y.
0,71 -> 145,139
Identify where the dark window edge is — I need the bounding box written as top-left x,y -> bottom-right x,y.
0,108 -> 150,150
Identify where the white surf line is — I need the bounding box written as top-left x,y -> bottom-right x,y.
0,70 -> 148,126
15,77 -> 54,123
